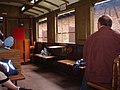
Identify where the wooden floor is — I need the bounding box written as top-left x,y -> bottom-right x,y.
3,62 -> 82,90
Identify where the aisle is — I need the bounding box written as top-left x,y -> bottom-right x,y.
3,63 -> 81,90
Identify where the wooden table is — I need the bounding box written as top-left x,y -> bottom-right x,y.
30,45 -> 35,49
34,54 -> 55,59
57,59 -> 75,66
47,45 -> 66,56
48,46 -> 65,49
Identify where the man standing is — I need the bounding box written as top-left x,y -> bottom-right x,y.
81,15 -> 120,90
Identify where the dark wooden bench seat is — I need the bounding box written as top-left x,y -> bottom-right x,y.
9,73 -> 25,81
0,49 -> 25,85
57,59 -> 85,80
87,57 -> 120,90
87,82 -> 111,90
10,73 -> 25,85
34,54 -> 57,68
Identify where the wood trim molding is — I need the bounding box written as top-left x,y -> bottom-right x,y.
0,0 -> 33,6
27,11 -> 39,15
44,0 -> 59,7
32,8 -> 44,13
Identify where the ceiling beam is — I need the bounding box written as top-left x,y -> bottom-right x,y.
20,0 -> 51,15
0,0 -> 33,6
35,4 -> 51,11
32,8 -> 44,13
27,11 -> 39,15
30,0 -> 51,12
44,0 -> 59,7
61,0 -> 69,4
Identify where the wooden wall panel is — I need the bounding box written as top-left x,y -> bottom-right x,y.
19,19 -> 30,39
47,14 -> 56,43
14,39 -> 30,63
14,40 -> 24,63
75,1 -> 94,45
24,39 -> 30,61
7,19 -> 18,36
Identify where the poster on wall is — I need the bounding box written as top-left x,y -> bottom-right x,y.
13,28 -> 24,40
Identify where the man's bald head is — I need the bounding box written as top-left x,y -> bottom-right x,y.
98,15 -> 112,27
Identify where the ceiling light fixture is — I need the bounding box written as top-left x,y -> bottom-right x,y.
21,6 -> 25,11
2,12 -> 7,15
30,0 -> 35,3
95,0 -> 111,6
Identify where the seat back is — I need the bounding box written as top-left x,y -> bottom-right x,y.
112,57 -> 120,90
0,49 -> 21,72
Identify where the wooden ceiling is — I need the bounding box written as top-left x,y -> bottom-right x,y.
0,0 -> 79,17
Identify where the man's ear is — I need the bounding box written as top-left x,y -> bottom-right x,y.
97,22 -> 100,29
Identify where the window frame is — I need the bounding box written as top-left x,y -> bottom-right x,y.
38,17 -> 47,42
56,10 -> 75,44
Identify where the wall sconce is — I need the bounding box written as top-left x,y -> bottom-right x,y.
20,23 -> 24,27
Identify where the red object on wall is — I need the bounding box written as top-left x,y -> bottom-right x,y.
13,28 -> 24,40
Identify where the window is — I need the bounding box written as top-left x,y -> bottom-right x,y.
56,10 -> 75,44
38,18 -> 47,42
94,0 -> 120,33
